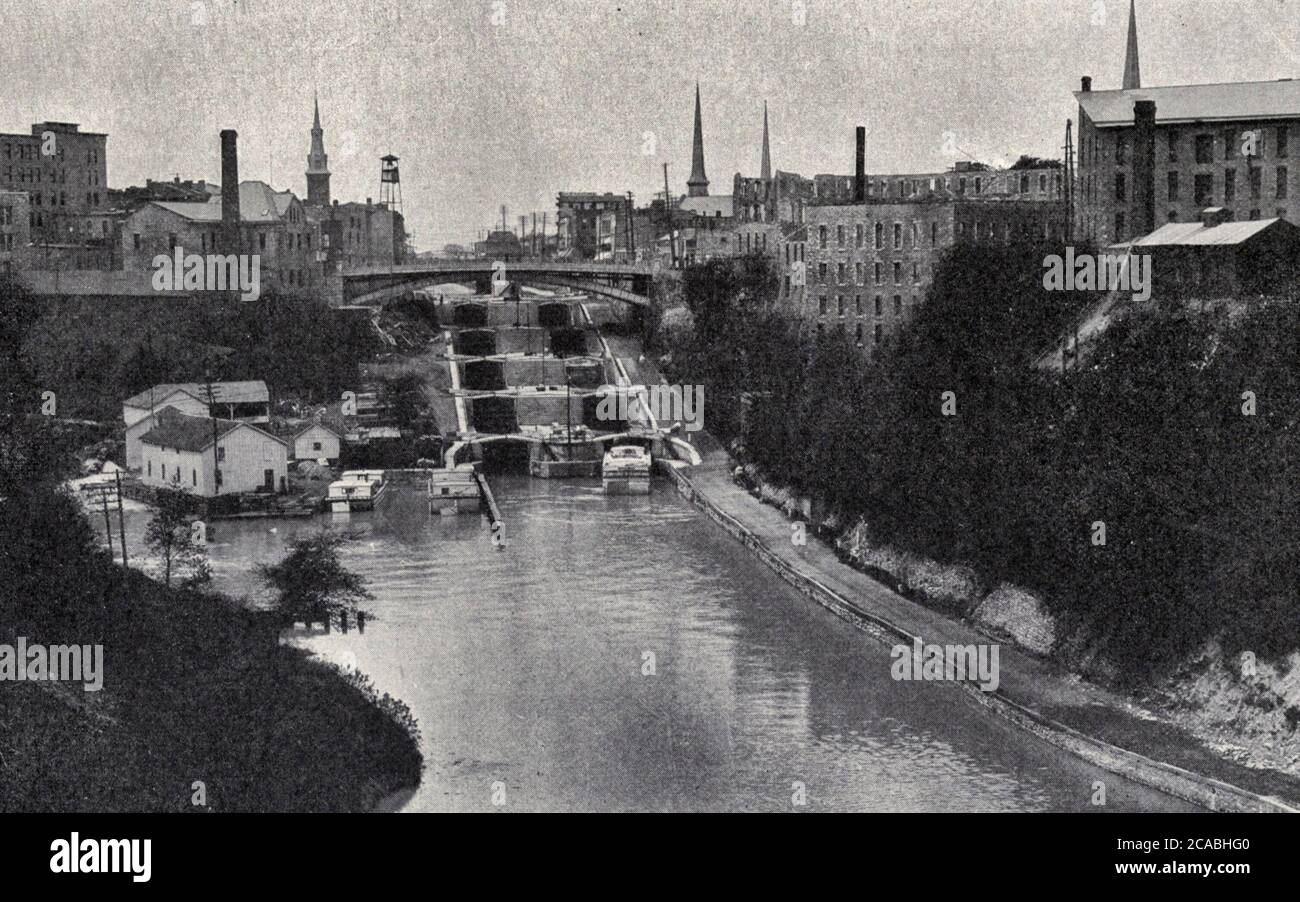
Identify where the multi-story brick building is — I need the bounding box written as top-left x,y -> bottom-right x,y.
1075,1 -> 1300,245
0,122 -> 108,245
0,190 -> 31,273
121,181 -> 322,294
556,192 -> 633,260
804,198 -> 1066,351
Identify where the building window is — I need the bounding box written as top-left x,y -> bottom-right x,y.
1224,128 -> 1237,160
873,324 -> 882,345
1194,134 -> 1213,164
192,469 -> 197,487
837,295 -> 846,316
874,295 -> 882,316
1225,168 -> 1236,202
1250,168 -> 1262,199
1279,126 -> 1290,159
893,262 -> 901,284
930,222 -> 938,246
132,233 -> 141,249
874,222 -> 883,249
1115,172 -> 1126,202
1194,174 -> 1213,206
892,223 -> 901,249
836,225 -> 844,247
147,461 -> 151,476
217,447 -> 226,462
837,262 -> 846,284
855,224 -> 864,247
912,262 -> 920,282
1276,166 -> 1289,199
818,296 -> 827,315
1167,171 -> 1179,202
855,262 -> 863,284
874,262 -> 881,284
1168,210 -> 1178,222
894,295 -> 903,315
855,295 -> 863,314
818,225 -> 827,248
855,323 -> 863,345
818,262 -> 827,284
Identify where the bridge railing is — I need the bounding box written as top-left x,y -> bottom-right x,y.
343,258 -> 657,277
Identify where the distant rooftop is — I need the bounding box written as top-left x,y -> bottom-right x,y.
1122,217 -> 1291,248
1076,78 -> 1300,127
124,380 -> 269,409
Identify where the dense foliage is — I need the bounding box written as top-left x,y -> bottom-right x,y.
664,245 -> 1300,679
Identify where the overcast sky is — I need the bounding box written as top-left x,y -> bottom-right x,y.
2,0 -> 1296,251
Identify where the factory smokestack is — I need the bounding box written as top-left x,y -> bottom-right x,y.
220,129 -> 240,253
1132,100 -> 1156,239
854,126 -> 866,203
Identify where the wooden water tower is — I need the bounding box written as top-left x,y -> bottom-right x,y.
379,154 -> 402,215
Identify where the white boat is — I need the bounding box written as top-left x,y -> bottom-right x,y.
428,466 -> 481,515
328,470 -> 388,512
601,444 -> 651,495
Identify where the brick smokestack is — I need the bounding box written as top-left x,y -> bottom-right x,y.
220,129 -> 240,253
1132,100 -> 1156,238
854,126 -> 866,203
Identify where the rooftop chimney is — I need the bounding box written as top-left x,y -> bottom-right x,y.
1132,100 -> 1157,238
220,129 -> 240,254
854,126 -> 866,203
1200,207 -> 1232,228
1081,76 -> 1092,93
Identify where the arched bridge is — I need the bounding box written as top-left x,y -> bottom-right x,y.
342,258 -> 659,306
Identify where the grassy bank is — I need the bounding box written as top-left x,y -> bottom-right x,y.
0,489 -> 423,813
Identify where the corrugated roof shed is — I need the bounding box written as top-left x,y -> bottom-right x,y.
124,380 -> 269,409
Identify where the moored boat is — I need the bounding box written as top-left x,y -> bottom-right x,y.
601,444 -> 651,495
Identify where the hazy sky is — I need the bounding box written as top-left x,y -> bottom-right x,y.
2,0 -> 1296,251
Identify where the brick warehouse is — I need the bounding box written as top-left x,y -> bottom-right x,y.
803,197 -> 1065,351
1075,1 -> 1300,245
0,121 -> 108,245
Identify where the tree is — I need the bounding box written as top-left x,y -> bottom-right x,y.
259,531 -> 373,627
144,484 -> 210,588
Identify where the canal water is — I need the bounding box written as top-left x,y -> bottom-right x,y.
112,475 -> 1194,812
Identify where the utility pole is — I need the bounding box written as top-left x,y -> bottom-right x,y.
202,372 -> 222,496
541,212 -> 548,258
115,470 -> 128,566
662,163 -> 678,267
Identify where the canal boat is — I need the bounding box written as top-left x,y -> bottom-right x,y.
327,470 -> 388,512
428,465 -> 481,515
601,444 -> 651,495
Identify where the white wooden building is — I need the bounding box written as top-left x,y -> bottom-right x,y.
138,406 -> 289,497
122,381 -> 270,469
289,423 -> 341,462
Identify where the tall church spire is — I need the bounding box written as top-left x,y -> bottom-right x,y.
1122,0 -> 1141,90
687,82 -> 709,197
760,101 -> 772,181
306,91 -> 331,207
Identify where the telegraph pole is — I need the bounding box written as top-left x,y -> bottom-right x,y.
662,163 -> 678,267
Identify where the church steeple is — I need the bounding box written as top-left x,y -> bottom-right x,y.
1122,0 -> 1141,90
760,101 -> 772,181
687,83 -> 709,197
306,92 -> 331,207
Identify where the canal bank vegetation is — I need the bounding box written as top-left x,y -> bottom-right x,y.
0,276 -> 422,812
15,278 -> 376,424
659,247 -> 1300,769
